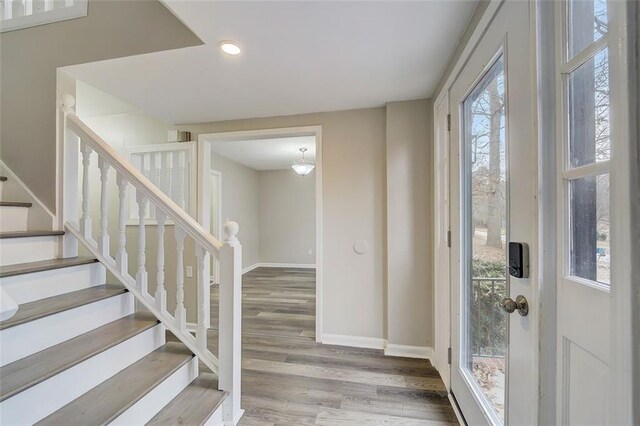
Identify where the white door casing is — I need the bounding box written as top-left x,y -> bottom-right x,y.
210,170 -> 222,284
433,93 -> 451,389
449,1 -> 538,425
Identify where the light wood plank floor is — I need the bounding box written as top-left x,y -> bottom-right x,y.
204,267 -> 457,425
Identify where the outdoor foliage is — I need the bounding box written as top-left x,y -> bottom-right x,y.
471,259 -> 506,357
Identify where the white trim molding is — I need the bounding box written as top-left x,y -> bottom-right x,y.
241,264 -> 260,275
321,334 -> 386,350
242,263 -> 316,275
0,158 -> 56,230
257,262 -> 316,269
384,344 -> 434,360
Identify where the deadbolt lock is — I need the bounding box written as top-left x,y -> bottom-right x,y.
500,295 -> 529,316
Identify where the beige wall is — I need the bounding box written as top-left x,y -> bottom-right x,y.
0,0 -> 201,212
385,99 -> 433,348
211,153 -> 260,269
180,107 -> 388,341
259,169 -> 316,265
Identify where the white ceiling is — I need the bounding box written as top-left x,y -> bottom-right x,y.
65,1 -> 477,124
210,136 -> 316,171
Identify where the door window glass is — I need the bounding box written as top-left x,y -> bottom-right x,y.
462,54 -> 507,424
568,0 -> 607,58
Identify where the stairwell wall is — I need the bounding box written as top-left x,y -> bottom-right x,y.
0,0 -> 202,213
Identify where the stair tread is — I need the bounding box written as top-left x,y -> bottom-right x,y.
37,342 -> 194,426
0,284 -> 127,331
0,230 -> 64,239
0,176 -> 7,182
0,201 -> 32,208
0,313 -> 159,402
0,256 -> 98,278
146,373 -> 226,426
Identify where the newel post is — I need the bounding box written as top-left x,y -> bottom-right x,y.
57,94 -> 79,258
219,220 -> 243,425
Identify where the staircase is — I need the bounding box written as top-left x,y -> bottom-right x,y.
0,95 -> 243,425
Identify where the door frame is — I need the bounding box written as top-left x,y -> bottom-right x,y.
434,0 -> 541,423
433,93 -> 451,390
433,0 -> 638,423
210,169 -> 222,284
197,126 -> 324,341
432,0 -> 505,397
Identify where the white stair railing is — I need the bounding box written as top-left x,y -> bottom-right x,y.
56,94 -> 243,424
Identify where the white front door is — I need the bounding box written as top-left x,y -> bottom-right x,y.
449,1 -> 537,425
553,0 -> 631,423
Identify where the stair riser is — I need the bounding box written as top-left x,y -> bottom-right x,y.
111,356 -> 198,426
0,293 -> 134,366
204,405 -> 224,426
0,206 -> 29,233
0,236 -> 57,267
0,324 -> 165,425
0,263 -> 106,305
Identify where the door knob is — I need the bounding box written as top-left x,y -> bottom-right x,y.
500,295 -> 529,316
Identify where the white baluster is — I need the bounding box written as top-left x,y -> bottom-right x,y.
150,153 -> 161,218
164,152 -> 173,201
136,192 -> 148,294
219,220 -> 242,425
116,174 -> 128,275
142,153 -> 151,181
196,244 -> 210,352
177,151 -> 186,210
155,210 -> 167,312
80,142 -> 95,244
98,157 -> 110,256
12,0 -> 25,18
175,225 -> 187,331
33,0 -> 45,13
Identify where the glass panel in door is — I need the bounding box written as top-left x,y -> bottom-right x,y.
462,54 -> 507,424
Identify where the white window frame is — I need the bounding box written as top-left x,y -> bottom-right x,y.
557,0 -> 612,292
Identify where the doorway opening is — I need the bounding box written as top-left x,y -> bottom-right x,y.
198,126 -> 323,341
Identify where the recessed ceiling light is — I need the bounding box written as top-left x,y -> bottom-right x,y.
220,41 -> 241,56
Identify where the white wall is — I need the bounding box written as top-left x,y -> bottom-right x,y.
259,169 -> 315,265
210,153 -> 260,269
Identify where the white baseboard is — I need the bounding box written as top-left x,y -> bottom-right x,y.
257,262 -> 316,269
384,343 -> 434,360
0,158 -> 55,229
321,333 -> 386,350
448,392 -> 465,425
320,334 -> 435,361
242,263 -> 260,274
243,263 -> 316,274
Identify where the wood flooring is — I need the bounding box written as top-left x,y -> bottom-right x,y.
203,267 -> 457,425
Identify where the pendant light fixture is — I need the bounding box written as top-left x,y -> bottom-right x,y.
291,148 -> 315,176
